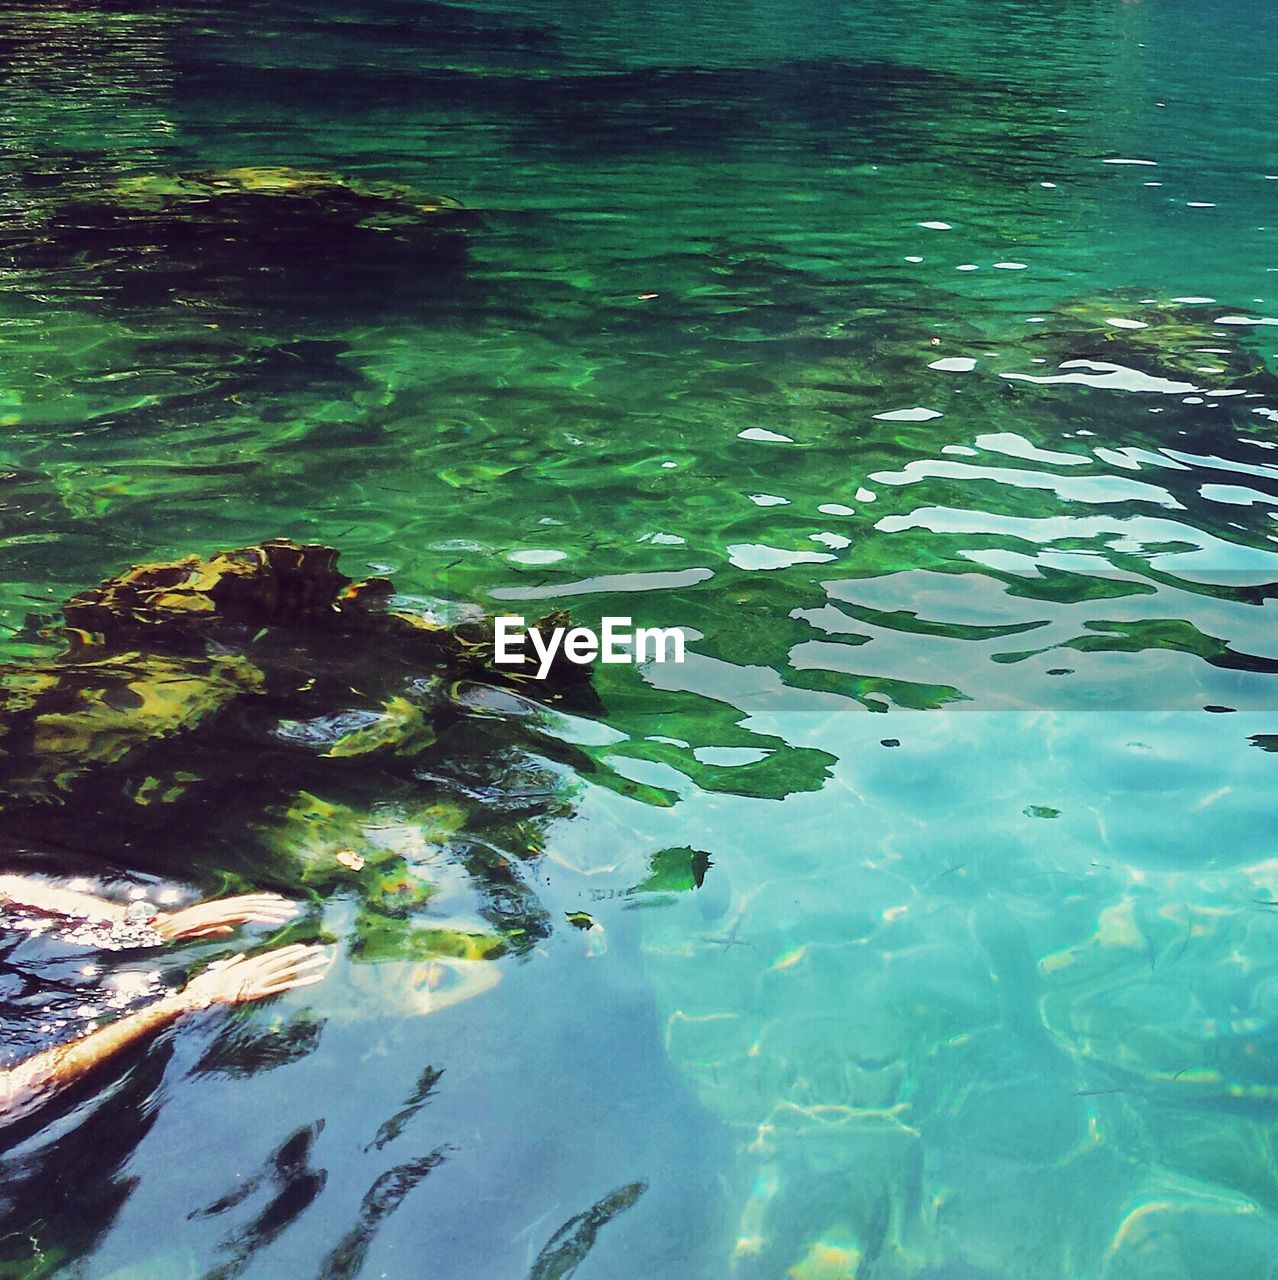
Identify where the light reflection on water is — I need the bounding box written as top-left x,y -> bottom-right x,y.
3,0 -> 1278,1276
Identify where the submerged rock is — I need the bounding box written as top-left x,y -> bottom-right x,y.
60,536 -> 590,686
60,166 -> 479,274
9,165 -> 479,310
101,166 -> 472,231
62,538 -> 364,643
1,537 -> 593,809
0,649 -> 263,804
998,294 -> 1271,392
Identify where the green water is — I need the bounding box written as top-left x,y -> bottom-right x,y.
4,1 -> 1278,1276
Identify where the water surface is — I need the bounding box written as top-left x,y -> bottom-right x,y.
4,1 -> 1278,1277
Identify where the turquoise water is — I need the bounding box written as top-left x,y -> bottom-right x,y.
4,1 -> 1278,1276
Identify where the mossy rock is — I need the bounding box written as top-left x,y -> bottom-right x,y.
1032,296 -> 1269,385
15,165 -> 480,310
102,166 -> 475,236
1,538 -> 595,814
60,537 -> 593,701
0,649 -> 263,805
62,537 -> 379,644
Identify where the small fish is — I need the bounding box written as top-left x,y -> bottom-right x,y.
526,1182 -> 647,1280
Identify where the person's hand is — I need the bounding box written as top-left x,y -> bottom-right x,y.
155,894 -> 300,941
179,944 -> 330,1011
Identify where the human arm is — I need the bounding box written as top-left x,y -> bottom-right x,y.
0,874 -> 127,924
0,944 -> 329,1128
0,874 -> 298,941
153,894 -> 299,940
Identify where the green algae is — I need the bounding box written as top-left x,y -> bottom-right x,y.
631,846 -> 713,895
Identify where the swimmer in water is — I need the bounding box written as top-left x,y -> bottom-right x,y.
0,874 -> 302,941
0,874 -> 328,1128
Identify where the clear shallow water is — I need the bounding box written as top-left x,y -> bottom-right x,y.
3,1 -> 1278,1277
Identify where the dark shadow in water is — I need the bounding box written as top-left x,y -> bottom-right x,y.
194,1121 -> 329,1280
186,0 -> 564,57
525,1180 -> 648,1280
0,1042 -> 170,1279
315,1151 -> 449,1280
365,1064 -> 443,1153
193,1012 -> 327,1079
1,169 -> 478,322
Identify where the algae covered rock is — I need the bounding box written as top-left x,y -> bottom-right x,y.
105,166 -> 471,230
321,696 -> 437,760
1008,294 -> 1270,390
1,537 -> 594,811
12,164 -> 480,309
55,164 -> 478,247
60,536 -> 593,697
62,538 -> 364,643
0,649 -> 263,805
